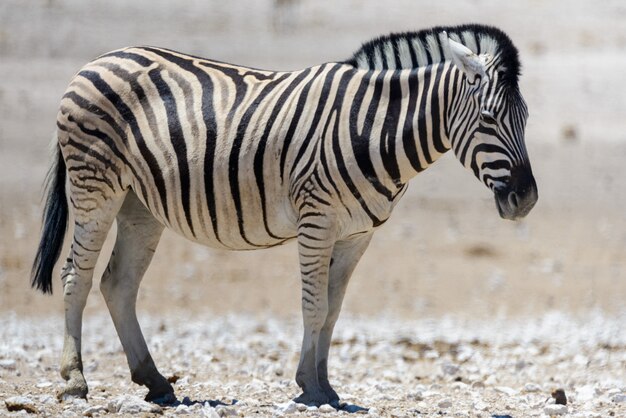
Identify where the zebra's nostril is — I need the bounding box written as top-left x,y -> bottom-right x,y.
508,191 -> 519,209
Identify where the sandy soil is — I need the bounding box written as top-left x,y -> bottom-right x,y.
1,1 -> 625,416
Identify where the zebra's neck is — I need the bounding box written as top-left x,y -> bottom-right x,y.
351,61 -> 469,187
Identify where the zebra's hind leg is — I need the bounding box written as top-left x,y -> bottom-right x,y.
316,233 -> 373,405
99,192 -> 174,403
58,195 -> 125,400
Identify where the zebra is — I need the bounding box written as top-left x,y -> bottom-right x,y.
31,24 -> 537,406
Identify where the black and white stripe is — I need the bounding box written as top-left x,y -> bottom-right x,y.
32,24 -> 537,405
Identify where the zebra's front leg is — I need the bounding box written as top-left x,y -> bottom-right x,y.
316,233 -> 373,405
294,220 -> 336,406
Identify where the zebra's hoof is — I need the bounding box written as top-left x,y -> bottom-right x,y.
56,377 -> 88,401
145,387 -> 176,405
293,390 -> 332,407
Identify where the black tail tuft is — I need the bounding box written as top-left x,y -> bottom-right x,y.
31,145 -> 68,294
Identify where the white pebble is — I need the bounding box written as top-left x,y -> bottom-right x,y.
473,400 -> 489,411
406,390 -> 423,400
82,405 -> 107,416
524,383 -> 542,392
275,401 -> 298,414
107,395 -> 161,414
438,399 -> 453,408
201,405 -> 220,418
543,404 -> 568,415
484,375 -> 498,386
215,405 -> 237,416
576,384 -> 595,402
368,407 -> 379,416
495,386 -> 517,396
0,359 -> 16,370
611,393 -> 626,403
441,362 -> 460,375
175,404 -> 190,414
319,404 -> 335,413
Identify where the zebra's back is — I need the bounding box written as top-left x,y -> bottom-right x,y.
57,46 -> 344,250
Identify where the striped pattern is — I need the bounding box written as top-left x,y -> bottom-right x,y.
58,47 -> 454,250
36,24 -> 535,405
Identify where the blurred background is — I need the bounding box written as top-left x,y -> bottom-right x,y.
1,0 -> 625,321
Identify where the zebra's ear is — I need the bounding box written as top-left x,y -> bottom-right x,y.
444,33 -> 486,82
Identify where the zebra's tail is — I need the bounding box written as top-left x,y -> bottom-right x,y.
31,142 -> 68,294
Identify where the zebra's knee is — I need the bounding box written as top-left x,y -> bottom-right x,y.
302,300 -> 329,332
99,265 -> 115,299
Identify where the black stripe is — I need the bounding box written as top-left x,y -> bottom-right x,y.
254,69 -> 312,239
402,69 -> 423,173
289,65 -> 341,179
329,71 -> 384,227
228,72 -> 290,246
280,65 -> 327,181
147,68 -> 195,237
379,72 -> 403,187
349,72 -> 396,198
430,63 -> 447,154
142,47 -> 222,243
470,143 -> 508,177
417,66 -> 433,164
78,70 -> 170,222
100,50 -> 154,67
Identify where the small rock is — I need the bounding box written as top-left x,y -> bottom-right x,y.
38,395 -> 56,405
611,393 -> 626,403
5,396 -> 38,414
167,374 -> 181,384
406,390 -> 423,400
82,405 -> 107,417
551,388 -> 567,405
0,359 -> 17,370
441,362 -> 460,375
295,403 -> 308,411
368,407 -> 379,416
524,383 -> 542,392
438,399 -> 452,408
543,404 -> 568,415
275,401 -> 298,414
576,385 -> 595,402
319,404 -> 335,413
496,386 -> 517,396
473,400 -> 488,411
215,405 -> 237,417
175,404 -> 190,414
201,405 -> 220,418
107,395 -> 161,414
36,381 -> 53,389
484,374 -> 498,385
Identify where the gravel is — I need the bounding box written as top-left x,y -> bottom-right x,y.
0,311 -> 624,417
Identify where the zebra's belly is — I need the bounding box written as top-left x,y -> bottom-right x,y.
132,178 -> 299,251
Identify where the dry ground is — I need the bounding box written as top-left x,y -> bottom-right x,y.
1,1 -> 626,416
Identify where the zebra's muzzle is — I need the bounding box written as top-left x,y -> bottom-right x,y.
494,165 -> 538,220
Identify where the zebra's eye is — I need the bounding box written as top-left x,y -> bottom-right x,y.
481,112 -> 497,125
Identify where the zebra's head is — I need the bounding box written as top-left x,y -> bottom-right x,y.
446,34 -> 538,220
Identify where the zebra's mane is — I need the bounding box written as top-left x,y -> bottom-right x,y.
346,24 -> 520,88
